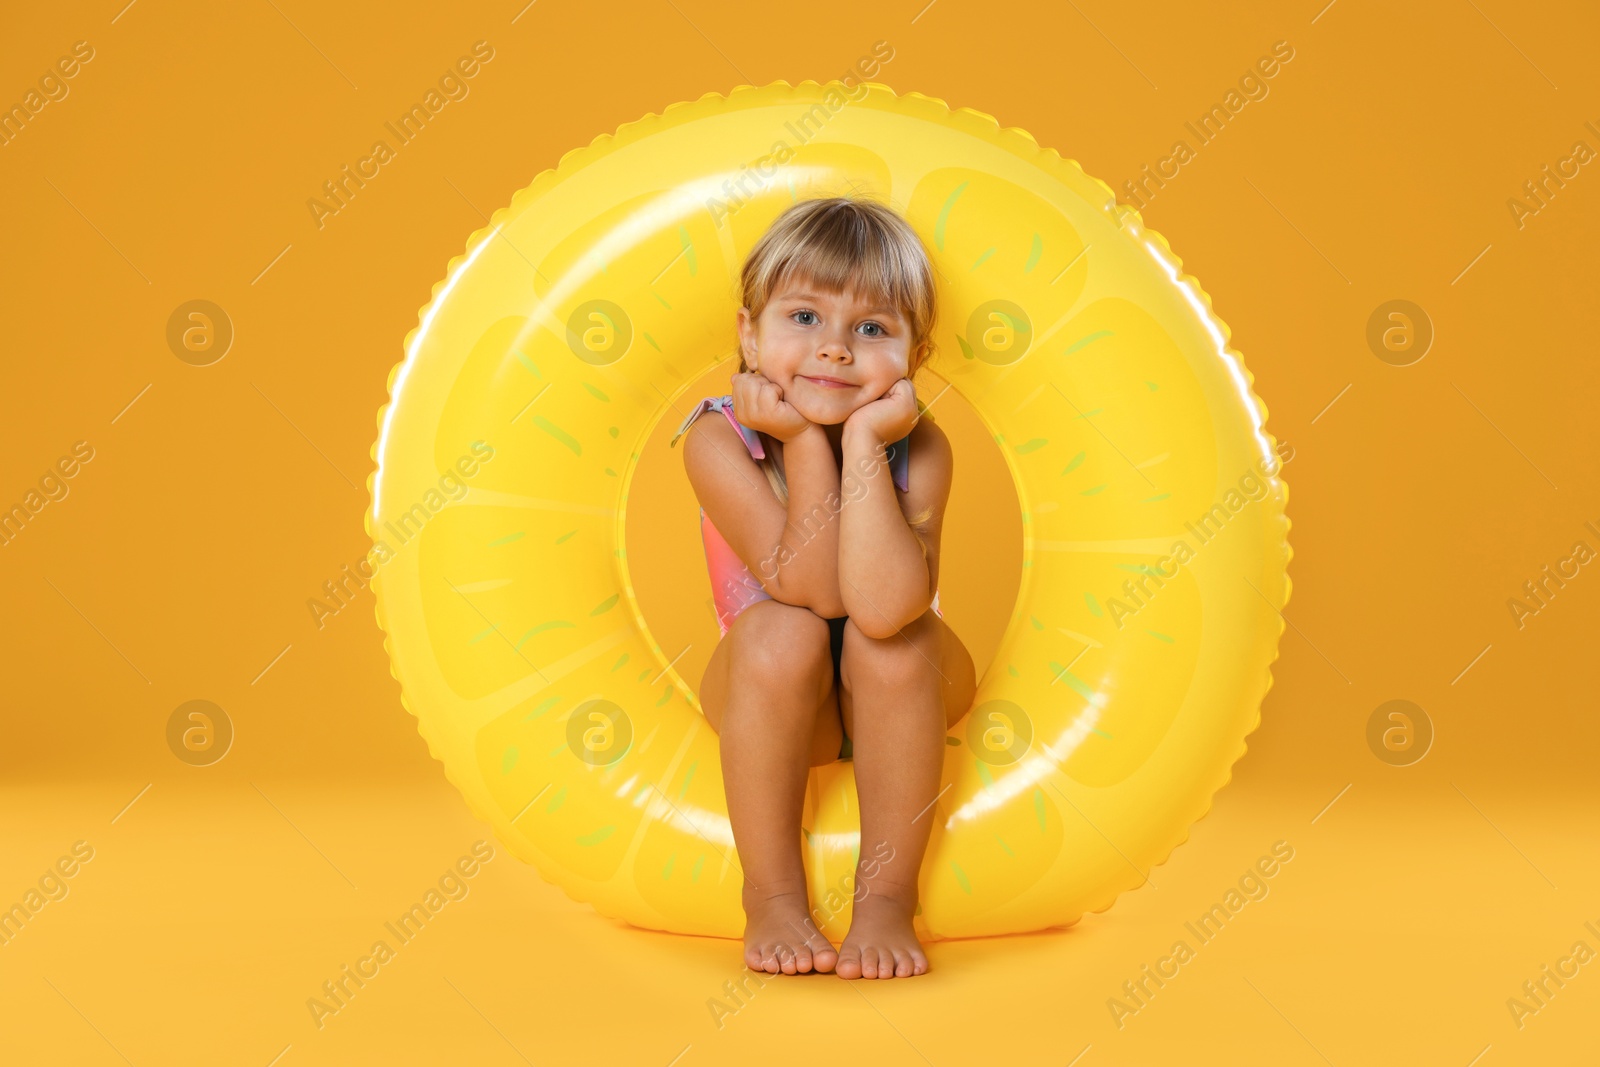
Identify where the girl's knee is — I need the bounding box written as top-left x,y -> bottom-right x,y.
728,601 -> 832,680
840,609 -> 943,684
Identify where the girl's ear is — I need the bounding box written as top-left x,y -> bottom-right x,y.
735,306 -> 759,370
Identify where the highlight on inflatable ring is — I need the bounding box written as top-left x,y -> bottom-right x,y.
366,80 -> 1291,941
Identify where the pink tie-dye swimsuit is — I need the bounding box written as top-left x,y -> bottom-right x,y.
671,394 -> 944,636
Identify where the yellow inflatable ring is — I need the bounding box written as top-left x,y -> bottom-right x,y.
367,80 -> 1291,941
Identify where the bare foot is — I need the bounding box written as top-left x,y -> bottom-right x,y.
836,889 -> 929,979
742,886 -> 838,975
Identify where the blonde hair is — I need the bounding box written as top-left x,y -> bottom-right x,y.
734,196 -> 940,539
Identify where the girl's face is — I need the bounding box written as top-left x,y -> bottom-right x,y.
737,278 -> 922,426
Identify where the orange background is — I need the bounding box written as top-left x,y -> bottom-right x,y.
3,1 -> 1598,1064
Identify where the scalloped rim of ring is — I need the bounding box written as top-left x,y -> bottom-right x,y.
364,79 -> 1293,939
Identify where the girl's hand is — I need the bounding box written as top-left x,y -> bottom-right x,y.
844,378 -> 919,446
731,371 -> 812,442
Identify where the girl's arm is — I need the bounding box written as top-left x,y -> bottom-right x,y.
767,422 -> 848,616
682,416 -> 847,617
837,418 -> 953,639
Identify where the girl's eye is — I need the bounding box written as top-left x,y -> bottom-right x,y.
789,311 -> 889,335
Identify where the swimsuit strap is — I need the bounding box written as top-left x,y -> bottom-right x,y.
671,394 -> 911,492
671,395 -> 764,460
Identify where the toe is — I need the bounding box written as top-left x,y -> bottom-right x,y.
860,946 -> 880,979
835,945 -> 861,980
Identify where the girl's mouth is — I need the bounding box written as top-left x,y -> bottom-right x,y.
799,375 -> 856,389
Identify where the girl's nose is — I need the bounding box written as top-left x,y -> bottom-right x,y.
816,330 -> 853,361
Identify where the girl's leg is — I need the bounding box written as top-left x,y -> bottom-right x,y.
697,598 -> 846,974
834,608 -> 977,979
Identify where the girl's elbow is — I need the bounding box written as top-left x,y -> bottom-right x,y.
849,600 -> 924,640
764,576 -> 840,618
852,618 -> 901,640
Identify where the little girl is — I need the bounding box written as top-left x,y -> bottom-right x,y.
671,197 -> 977,980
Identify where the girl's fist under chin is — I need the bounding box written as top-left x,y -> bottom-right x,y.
845,378 -> 919,445
730,371 -> 812,442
